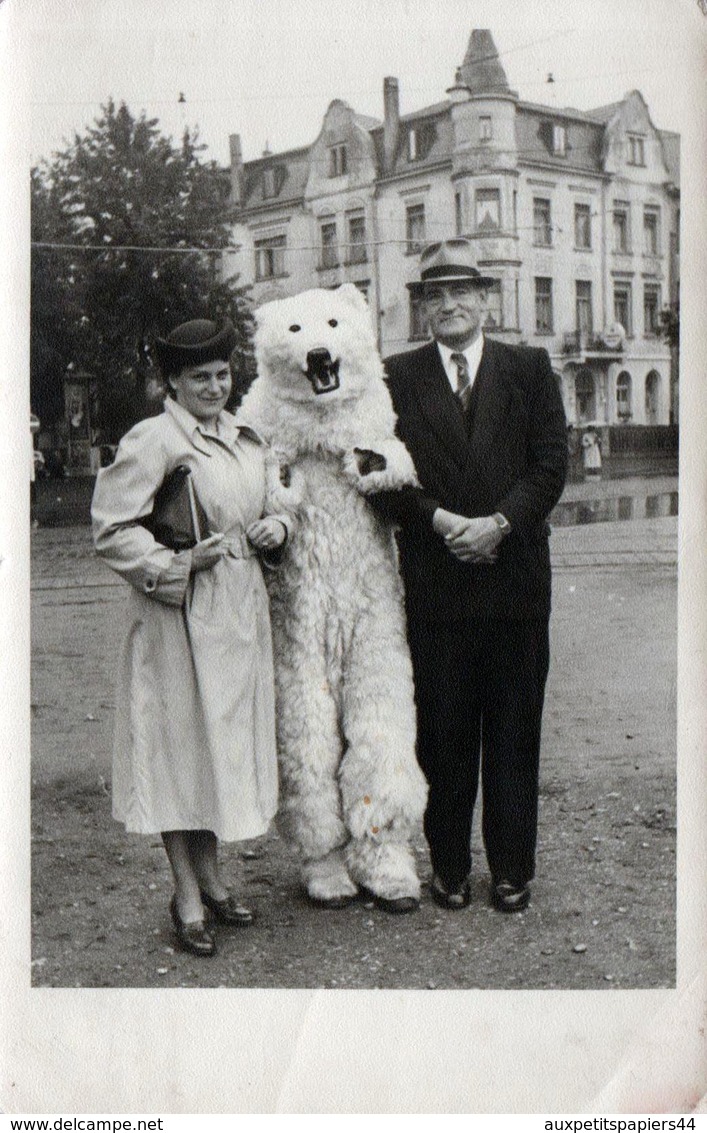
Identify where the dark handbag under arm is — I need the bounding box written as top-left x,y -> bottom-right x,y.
139,464 -> 210,551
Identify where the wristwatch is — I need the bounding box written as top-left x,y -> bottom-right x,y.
492,512 -> 512,536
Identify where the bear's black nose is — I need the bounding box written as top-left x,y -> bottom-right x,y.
305,348 -> 340,395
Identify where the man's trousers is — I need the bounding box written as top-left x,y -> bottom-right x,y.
407,617 -> 551,892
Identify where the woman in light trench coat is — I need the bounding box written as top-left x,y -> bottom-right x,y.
92,318 -> 290,957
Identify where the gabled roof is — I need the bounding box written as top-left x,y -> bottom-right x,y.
583,101 -> 625,123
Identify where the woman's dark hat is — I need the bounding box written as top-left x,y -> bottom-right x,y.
407,239 -> 495,293
154,318 -> 237,376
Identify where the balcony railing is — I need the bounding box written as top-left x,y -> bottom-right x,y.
562,331 -> 624,355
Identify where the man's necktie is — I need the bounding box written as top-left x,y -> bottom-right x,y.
450,352 -> 472,411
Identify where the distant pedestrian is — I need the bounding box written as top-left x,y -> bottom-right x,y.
91,317 -> 291,957
30,413 -> 41,529
582,429 -> 602,480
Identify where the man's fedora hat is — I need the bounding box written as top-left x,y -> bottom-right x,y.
407,238 -> 495,293
154,318 -> 238,376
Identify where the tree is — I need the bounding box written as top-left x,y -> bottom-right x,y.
31,100 -> 254,442
659,301 -> 680,350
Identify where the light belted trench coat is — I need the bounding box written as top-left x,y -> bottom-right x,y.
92,397 -> 289,842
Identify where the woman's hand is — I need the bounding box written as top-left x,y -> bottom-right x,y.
246,517 -> 287,552
190,533 -> 226,572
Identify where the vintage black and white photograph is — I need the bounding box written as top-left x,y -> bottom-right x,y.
3,0 -> 707,1115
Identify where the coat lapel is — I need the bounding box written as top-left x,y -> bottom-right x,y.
461,338 -> 523,507
408,341 -> 470,466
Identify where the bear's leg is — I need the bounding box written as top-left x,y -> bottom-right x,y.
338,606 -> 428,904
346,837 -> 421,905
274,649 -> 357,903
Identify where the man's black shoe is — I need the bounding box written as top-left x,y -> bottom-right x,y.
491,879 -> 530,913
430,875 -> 471,910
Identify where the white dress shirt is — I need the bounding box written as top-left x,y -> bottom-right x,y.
436,334 -> 485,395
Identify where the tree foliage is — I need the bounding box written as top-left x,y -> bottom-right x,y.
31,99 -> 254,442
659,301 -> 679,350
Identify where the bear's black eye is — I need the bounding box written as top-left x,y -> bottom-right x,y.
328,319 -> 338,327
289,324 -> 301,333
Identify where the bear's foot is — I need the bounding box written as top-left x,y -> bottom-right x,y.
346,839 -> 421,907
302,848 -> 359,909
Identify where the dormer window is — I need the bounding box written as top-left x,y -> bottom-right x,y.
328,144 -> 348,177
263,167 -> 277,199
552,124 -> 567,156
627,134 -> 646,166
407,123 -> 435,162
480,116 -> 493,142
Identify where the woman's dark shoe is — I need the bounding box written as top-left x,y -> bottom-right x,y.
490,879 -> 531,913
200,889 -> 254,927
169,895 -> 217,956
430,875 -> 471,910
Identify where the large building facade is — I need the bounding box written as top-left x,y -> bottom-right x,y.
224,30 -> 680,427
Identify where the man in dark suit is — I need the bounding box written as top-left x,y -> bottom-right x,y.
369,239 -> 568,913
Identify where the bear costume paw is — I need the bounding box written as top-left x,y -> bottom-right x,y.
302,848 -> 359,906
342,438 -> 419,495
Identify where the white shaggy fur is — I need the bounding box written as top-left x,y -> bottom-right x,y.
238,284 -> 428,902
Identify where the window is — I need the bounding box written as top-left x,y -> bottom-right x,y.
576,281 -> 593,336
535,277 -> 553,334
574,203 -> 592,249
552,124 -> 567,156
262,167 -> 277,199
480,116 -> 492,142
483,280 -> 503,330
346,213 -> 367,264
328,144 -> 347,177
616,371 -> 632,419
613,283 -> 632,336
643,208 -> 660,255
476,188 -> 501,232
409,291 -> 428,341
320,221 -> 339,269
454,191 -> 463,236
575,368 -> 596,423
533,197 -> 552,246
406,203 -> 426,253
644,284 -> 661,335
613,203 -> 630,253
627,134 -> 646,166
254,234 -> 286,280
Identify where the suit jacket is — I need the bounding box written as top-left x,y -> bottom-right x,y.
371,336 -> 568,623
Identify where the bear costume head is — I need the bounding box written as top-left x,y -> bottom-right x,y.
253,284 -> 384,406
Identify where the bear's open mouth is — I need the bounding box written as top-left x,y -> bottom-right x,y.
304,348 -> 340,395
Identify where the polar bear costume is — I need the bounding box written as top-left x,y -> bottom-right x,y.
238,284 -> 428,909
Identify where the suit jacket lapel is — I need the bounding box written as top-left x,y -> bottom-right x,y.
468,338 -> 513,455
409,341 -> 470,466
459,338 -> 517,508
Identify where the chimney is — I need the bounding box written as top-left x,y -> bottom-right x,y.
383,76 -> 400,173
228,133 -> 245,208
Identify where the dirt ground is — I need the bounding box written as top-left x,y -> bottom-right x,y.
30,519 -> 676,990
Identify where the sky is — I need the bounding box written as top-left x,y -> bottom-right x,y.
12,0 -> 706,169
